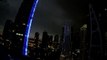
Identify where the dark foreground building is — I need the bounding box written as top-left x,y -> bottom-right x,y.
11,0 -> 39,56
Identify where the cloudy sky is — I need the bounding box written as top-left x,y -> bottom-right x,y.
0,0 -> 89,38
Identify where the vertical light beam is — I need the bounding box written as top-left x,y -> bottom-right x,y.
23,0 -> 39,56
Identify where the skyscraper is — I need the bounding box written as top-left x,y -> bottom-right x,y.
34,32 -> 39,47
41,31 -> 49,48
2,20 -> 14,49
13,0 -> 39,56
2,20 -> 13,40
80,24 -> 87,60
62,25 -> 72,56
88,4 -> 103,60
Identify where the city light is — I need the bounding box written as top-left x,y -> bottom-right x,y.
105,8 -> 107,11
16,33 -> 23,36
23,0 -> 39,56
22,23 -> 26,26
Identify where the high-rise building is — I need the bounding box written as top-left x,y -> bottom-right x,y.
71,31 -> 80,60
12,0 -> 39,56
88,4 -> 103,60
59,27 -> 64,51
80,24 -> 87,60
41,31 -> 49,48
2,20 -> 14,49
34,32 -> 40,47
2,20 -> 13,40
54,34 -> 59,43
93,3 -> 107,60
28,38 -> 35,58
62,25 -> 72,56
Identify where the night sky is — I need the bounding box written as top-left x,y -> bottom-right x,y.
0,0 -> 89,38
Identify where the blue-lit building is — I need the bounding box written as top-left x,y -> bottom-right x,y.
62,25 -> 72,56
12,0 -> 39,56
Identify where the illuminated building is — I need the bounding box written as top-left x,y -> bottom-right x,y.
80,24 -> 87,60
13,0 -> 39,56
28,38 -> 35,57
62,25 -> 72,56
28,37 -> 41,58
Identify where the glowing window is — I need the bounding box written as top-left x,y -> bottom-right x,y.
22,23 -> 26,25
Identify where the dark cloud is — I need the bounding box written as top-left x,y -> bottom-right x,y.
0,25 -> 3,33
30,0 -> 73,37
0,0 -> 88,37
0,0 -> 22,32
0,0 -> 9,25
57,0 -> 89,26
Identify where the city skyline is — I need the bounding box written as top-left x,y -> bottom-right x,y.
0,0 -> 90,38
0,0 -> 107,59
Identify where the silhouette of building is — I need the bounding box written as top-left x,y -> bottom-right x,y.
71,31 -> 80,60
72,31 -> 80,51
11,0 -> 39,56
2,20 -> 13,40
34,32 -> 40,47
59,27 -> 64,53
2,20 -> 14,50
94,4 -> 107,60
89,1 -> 107,59
88,4 -> 103,60
0,33 -> 2,41
80,24 -> 87,60
54,35 -> 59,43
48,35 -> 53,46
105,32 -> 107,59
41,31 -> 49,48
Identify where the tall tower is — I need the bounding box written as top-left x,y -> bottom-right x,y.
13,0 -> 39,56
88,4 -> 103,60
34,32 -> 39,47
2,20 -> 13,40
62,25 -> 72,56
2,20 -> 14,49
41,31 -> 49,48
80,24 -> 87,60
